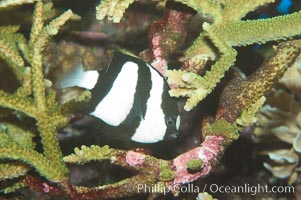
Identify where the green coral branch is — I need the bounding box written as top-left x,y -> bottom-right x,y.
64,145 -> 168,198
0,122 -> 35,148
0,39 -> 24,68
30,50 -> 45,112
1,182 -> 24,194
57,90 -> 91,115
16,32 -> 30,64
236,96 -> 266,127
237,40 -> 301,109
181,32 -> 216,75
29,0 -> 44,50
0,143 -> 67,181
222,0 -> 275,21
30,9 -> 74,111
21,3 -> 74,170
0,119 -> 66,182
215,11 -> 301,47
0,129 -> 13,146
35,115 -> 67,169
0,25 -> 19,35
0,162 -> 30,181
0,90 -> 38,118
37,9 -> 74,47
0,0 -> 34,8
168,35 -> 237,111
168,70 -> 207,110
0,26 -> 26,82
0,1 -> 85,192
96,0 -> 136,23
15,67 -> 32,97
217,40 -> 301,123
63,145 -> 115,164
168,1 -> 301,111
45,89 -> 57,108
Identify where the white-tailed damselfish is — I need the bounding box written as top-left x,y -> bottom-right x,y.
56,51 -> 180,143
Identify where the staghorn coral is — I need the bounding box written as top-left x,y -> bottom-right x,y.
96,0 -> 301,111
0,0 -> 34,8
1,0 -> 301,199
19,40 -> 297,199
96,0 -> 137,23
167,0 -> 301,111
254,56 -> 301,185
0,0 -> 89,194
95,0 -> 169,23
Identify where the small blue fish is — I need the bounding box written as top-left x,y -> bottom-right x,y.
56,51 -> 180,143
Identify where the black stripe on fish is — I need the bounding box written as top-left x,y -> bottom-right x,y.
91,52 -> 152,141
88,51 -> 132,111
119,55 -> 152,132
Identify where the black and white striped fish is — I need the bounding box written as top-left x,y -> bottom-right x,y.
56,51 -> 180,143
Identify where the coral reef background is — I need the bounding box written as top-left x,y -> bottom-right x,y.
1,0 -> 301,199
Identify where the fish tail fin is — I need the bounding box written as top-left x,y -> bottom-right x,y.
55,63 -> 85,89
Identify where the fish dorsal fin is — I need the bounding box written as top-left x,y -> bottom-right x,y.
55,63 -> 99,90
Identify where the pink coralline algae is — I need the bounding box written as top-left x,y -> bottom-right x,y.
140,9 -> 193,76
151,35 -> 168,75
126,151 -> 146,166
171,136 -> 224,187
198,135 -> 224,162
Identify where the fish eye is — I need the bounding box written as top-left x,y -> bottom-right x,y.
166,116 -> 176,128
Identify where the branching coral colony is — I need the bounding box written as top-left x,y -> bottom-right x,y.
0,0 -> 301,199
